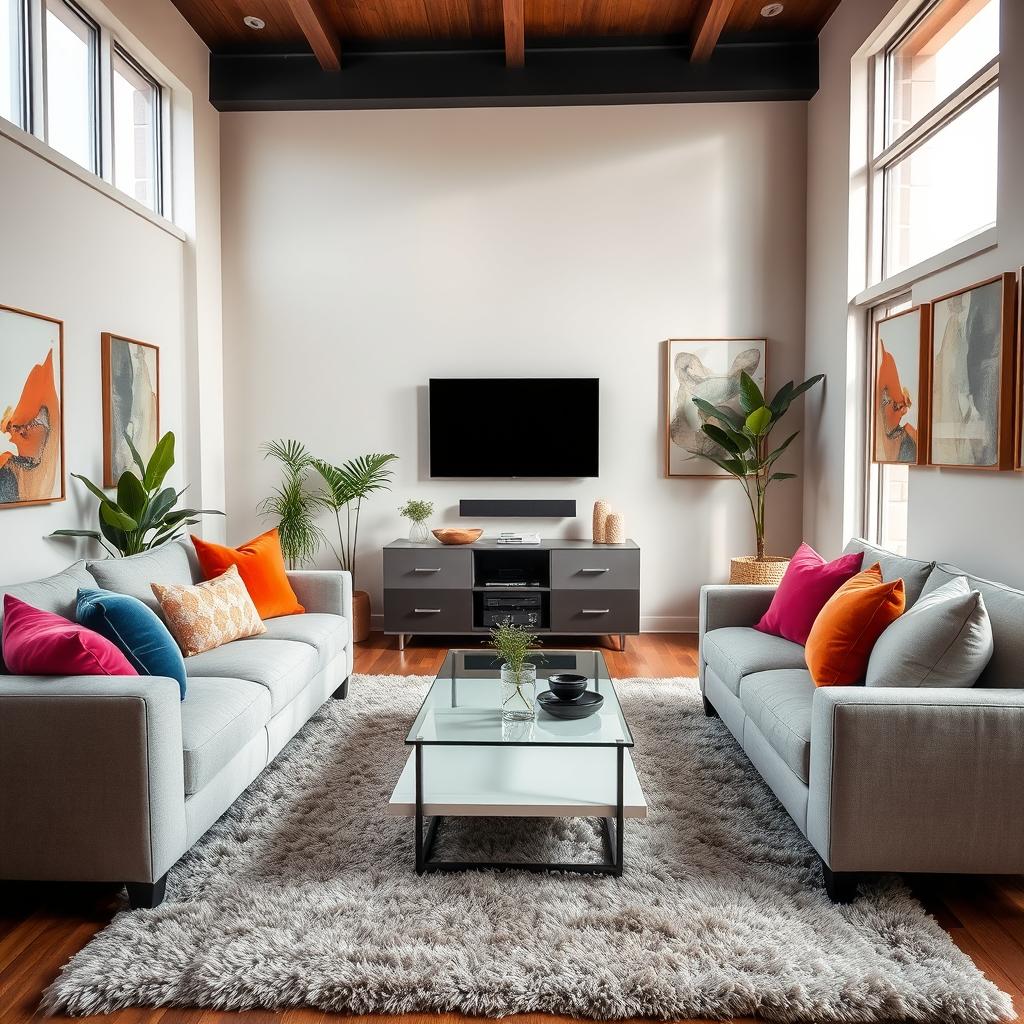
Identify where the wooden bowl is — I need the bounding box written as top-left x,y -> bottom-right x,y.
432,527 -> 483,545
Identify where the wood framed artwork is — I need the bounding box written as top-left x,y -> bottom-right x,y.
928,273 -> 1016,471
0,304 -> 65,509
1017,267 -> 1024,471
664,338 -> 767,477
101,332 -> 160,487
872,305 -> 931,465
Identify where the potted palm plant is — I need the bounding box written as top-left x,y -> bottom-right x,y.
259,439 -> 325,569
688,371 -> 824,585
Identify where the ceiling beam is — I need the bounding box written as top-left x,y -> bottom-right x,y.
503,0 -> 525,68
285,0 -> 342,71
690,0 -> 739,62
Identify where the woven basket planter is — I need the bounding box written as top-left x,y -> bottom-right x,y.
729,556 -> 790,586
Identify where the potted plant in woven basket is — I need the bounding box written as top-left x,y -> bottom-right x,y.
687,371 -> 824,585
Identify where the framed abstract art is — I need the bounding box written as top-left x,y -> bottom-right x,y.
101,332 -> 160,487
872,306 -> 931,465
0,304 -> 65,509
929,273 -> 1016,471
664,338 -> 767,477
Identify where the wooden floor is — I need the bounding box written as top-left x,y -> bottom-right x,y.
2,632 -> 1022,1024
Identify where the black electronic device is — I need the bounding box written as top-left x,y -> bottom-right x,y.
481,592 -> 543,628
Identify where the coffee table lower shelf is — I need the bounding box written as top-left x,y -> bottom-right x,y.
388,743 -> 648,876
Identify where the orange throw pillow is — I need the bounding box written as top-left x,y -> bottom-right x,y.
805,563 -> 905,687
191,529 -> 304,619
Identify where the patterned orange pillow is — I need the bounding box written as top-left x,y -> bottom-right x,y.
151,565 -> 266,657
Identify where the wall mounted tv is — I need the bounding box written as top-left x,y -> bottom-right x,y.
429,378 -> 599,478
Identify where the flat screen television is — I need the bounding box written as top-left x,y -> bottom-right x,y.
429,378 -> 599,478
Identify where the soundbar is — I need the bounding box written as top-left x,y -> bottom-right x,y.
459,499 -> 576,518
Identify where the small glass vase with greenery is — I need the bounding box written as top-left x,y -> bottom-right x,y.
489,618 -> 542,722
399,498 -> 434,543
258,439 -> 326,570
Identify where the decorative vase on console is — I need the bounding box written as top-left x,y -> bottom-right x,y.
490,619 -> 541,722
593,499 -> 610,543
399,498 -> 434,544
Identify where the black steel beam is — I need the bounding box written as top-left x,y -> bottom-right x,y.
209,38 -> 817,112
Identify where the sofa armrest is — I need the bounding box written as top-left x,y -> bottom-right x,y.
699,584 -> 777,634
287,569 -> 353,620
0,675 -> 187,884
808,686 -> 1024,874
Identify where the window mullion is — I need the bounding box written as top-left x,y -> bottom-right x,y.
26,0 -> 43,138
97,21 -> 111,181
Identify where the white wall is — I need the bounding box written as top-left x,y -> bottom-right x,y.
220,103 -> 809,629
805,0 -> 1024,586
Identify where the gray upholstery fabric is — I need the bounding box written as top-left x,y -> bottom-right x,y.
242,613 -> 348,672
185,639 -> 317,714
287,569 -> 353,619
701,626 -> 807,696
742,717 -> 809,835
842,538 -> 934,606
739,669 -> 814,783
88,540 -> 199,613
180,678 -> 272,795
867,577 -> 993,688
703,667 -> 747,743
0,674 -> 187,883
808,686 -> 1024,873
922,563 -> 1024,689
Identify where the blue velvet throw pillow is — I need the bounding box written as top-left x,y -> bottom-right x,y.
76,587 -> 188,699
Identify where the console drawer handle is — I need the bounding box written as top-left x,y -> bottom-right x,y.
412,567 -> 442,573
413,607 -> 442,614
581,608 -> 611,615
579,567 -> 610,574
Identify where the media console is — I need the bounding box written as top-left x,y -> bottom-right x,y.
383,537 -> 640,651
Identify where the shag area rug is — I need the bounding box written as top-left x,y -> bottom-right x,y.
44,674 -> 1012,1022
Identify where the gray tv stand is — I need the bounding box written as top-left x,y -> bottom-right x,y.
383,538 -> 640,651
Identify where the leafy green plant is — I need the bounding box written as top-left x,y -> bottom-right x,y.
489,619 -> 542,676
51,432 -> 222,558
687,372 -> 824,560
398,498 -> 434,524
259,439 -> 326,570
312,452 -> 399,589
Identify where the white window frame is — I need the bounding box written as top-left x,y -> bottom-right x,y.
110,42 -> 163,213
2,0 -> 30,129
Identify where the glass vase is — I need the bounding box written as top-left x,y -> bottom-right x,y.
501,663 -> 537,722
408,521 -> 430,543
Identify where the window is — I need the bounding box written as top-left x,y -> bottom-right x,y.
0,0 -> 25,127
44,0 -> 99,173
112,46 -> 160,211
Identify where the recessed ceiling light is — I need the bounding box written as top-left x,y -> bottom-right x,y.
243,15 -> 266,30
760,3 -> 784,16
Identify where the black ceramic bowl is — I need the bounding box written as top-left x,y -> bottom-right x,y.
548,673 -> 588,701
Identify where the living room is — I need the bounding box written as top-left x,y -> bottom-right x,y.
1,0 -> 1022,1021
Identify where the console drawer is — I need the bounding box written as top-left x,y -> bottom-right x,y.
384,589 -> 473,632
551,549 -> 639,590
550,590 -> 640,633
384,548 -> 472,589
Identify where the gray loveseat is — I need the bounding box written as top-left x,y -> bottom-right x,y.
699,537 -> 1024,902
0,539 -> 352,908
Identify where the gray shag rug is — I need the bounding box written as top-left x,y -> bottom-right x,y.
43,674 -> 1013,1023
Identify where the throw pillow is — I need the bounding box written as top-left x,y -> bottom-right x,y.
755,542 -> 864,645
866,576 -> 993,688
152,565 -> 266,657
805,563 -> 905,687
191,529 -> 304,619
76,587 -> 188,699
2,594 -> 138,677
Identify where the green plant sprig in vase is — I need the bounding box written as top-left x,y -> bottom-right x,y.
399,498 -> 434,543
489,618 -> 542,721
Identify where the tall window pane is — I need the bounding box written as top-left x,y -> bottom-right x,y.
0,0 -> 22,126
113,48 -> 159,211
44,0 -> 97,172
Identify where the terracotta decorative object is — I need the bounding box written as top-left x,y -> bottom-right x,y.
352,590 -> 371,643
432,527 -> 483,545
729,556 -> 790,586
605,512 -> 625,545
592,500 -> 610,543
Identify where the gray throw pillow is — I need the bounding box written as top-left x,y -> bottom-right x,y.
866,576 -> 993,688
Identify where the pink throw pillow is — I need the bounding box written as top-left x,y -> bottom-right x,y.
2,594 -> 138,676
755,543 -> 865,645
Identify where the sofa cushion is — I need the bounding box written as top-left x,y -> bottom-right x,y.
702,626 -> 807,696
180,677 -> 271,794
922,563 -> 1024,689
184,638 -> 317,714
241,612 -> 347,672
739,669 -> 815,783
843,538 -> 934,606
88,540 -> 199,614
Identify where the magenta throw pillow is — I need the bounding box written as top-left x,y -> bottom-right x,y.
755,543 -> 865,645
2,594 -> 138,676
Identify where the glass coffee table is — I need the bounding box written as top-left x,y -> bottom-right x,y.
388,649 -> 647,875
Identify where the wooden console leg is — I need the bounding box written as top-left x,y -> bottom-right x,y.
820,859 -> 859,904
126,873 -> 167,910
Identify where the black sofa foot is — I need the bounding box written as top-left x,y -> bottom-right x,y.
126,873 -> 167,910
332,677 -> 350,700
821,860 -> 859,903
702,695 -> 719,718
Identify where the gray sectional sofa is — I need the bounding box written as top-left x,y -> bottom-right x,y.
699,537 -> 1024,902
0,539 -> 352,908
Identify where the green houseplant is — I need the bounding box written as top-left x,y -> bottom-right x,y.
51,431 -> 222,557
259,439 -> 325,569
489,619 -> 542,721
398,498 -> 434,543
687,371 -> 824,583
